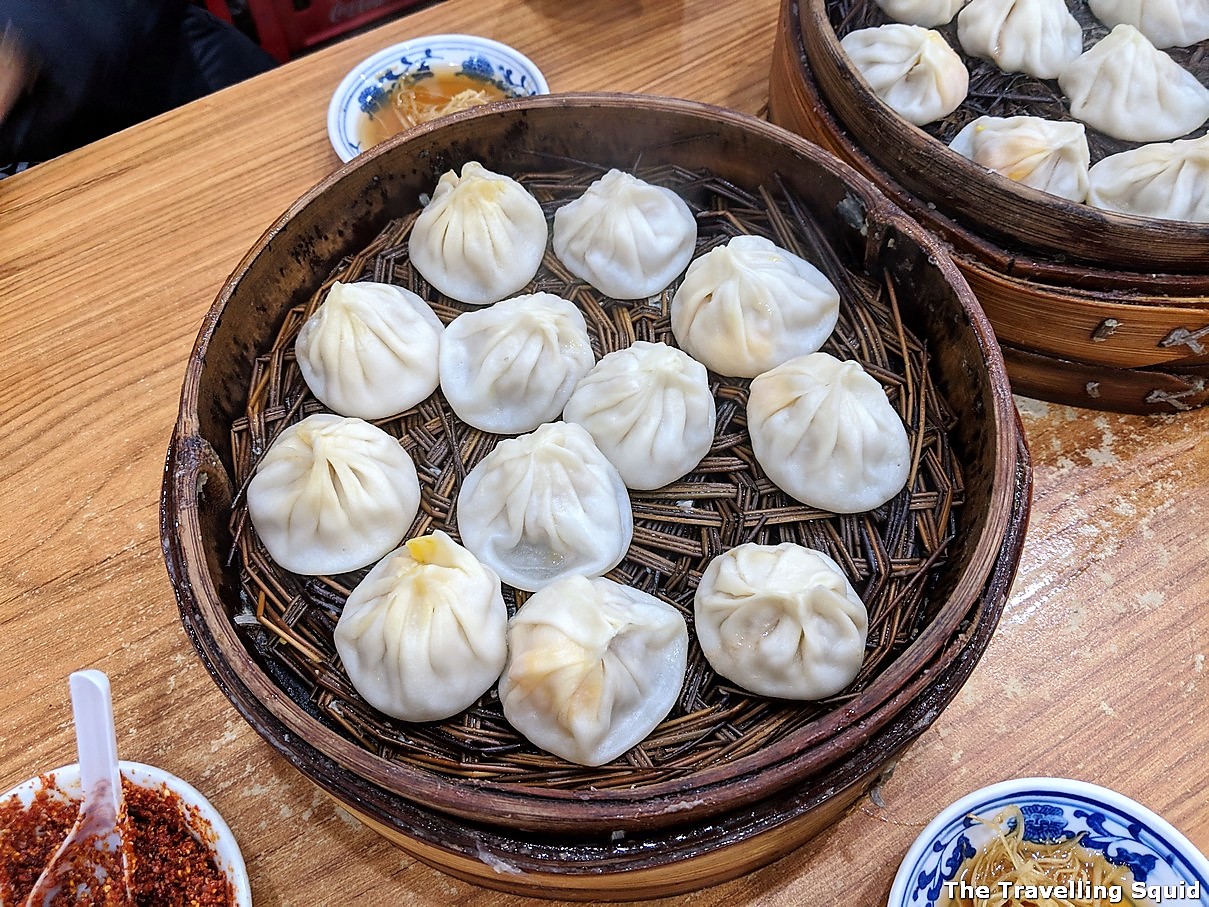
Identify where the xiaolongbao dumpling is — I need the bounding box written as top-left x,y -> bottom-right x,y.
1058,25 -> 1209,143
498,574 -> 688,766
552,169 -> 697,299
456,421 -> 633,592
840,24 -> 969,126
247,413 -> 421,575
439,292 -> 595,434
333,531 -> 507,722
1087,0 -> 1209,49
956,0 -> 1083,80
1087,133 -> 1209,222
408,161 -> 548,306
669,234 -> 841,378
948,116 -> 1091,202
563,341 -> 716,490
746,353 -> 911,514
875,0 -> 968,27
294,280 -> 444,420
694,543 -> 868,701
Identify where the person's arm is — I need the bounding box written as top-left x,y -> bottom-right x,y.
0,1 -> 185,161
0,23 -> 32,124
0,1 -> 181,80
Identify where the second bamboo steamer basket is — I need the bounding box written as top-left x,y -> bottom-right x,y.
770,0 -> 1209,413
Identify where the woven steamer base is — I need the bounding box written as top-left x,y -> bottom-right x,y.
224,163 -> 975,829
770,0 -> 1209,413
161,94 -> 1028,898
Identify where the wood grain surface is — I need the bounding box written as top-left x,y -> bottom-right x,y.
0,1 -> 1205,904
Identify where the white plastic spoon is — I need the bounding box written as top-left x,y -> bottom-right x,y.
24,670 -> 134,906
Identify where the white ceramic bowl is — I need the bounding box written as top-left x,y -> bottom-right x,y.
888,778 -> 1209,906
1,760 -> 251,907
326,33 -> 549,162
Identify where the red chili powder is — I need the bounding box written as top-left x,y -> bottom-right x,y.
0,777 -> 76,902
0,775 -> 235,906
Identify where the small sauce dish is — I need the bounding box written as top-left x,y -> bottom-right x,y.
327,34 -> 549,162
888,777 -> 1209,906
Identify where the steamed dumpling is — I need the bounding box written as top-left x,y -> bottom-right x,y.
408,161 -> 548,305
1058,25 -> 1209,143
669,234 -> 841,378
456,421 -> 633,592
498,574 -> 688,766
956,0 -> 1083,80
1088,0 -> 1209,49
1087,133 -> 1209,222
552,169 -> 697,299
746,352 -> 911,514
840,24 -> 969,126
247,413 -> 421,575
563,341 -> 716,490
333,531 -> 507,722
694,543 -> 868,701
875,0 -> 968,27
948,116 -> 1091,202
439,292 -> 595,434
294,280 -> 444,420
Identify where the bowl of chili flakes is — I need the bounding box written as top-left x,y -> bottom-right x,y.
0,760 -> 250,906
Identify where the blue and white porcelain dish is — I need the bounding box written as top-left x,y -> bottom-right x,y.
326,34 -> 549,162
888,778 -> 1209,906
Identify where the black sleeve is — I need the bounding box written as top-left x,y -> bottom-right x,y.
0,0 -> 189,161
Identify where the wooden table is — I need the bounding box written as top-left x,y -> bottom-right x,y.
1,1 -> 1205,903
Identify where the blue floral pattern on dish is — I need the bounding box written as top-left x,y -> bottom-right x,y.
894,785 -> 1209,907
1021,802 -> 1069,843
460,53 -> 495,81
357,81 -> 390,116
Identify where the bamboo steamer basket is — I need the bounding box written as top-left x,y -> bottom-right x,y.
769,0 -> 1209,413
160,94 -> 1029,898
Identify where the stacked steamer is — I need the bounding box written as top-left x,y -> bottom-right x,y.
161,95 -> 1028,900
770,0 -> 1209,413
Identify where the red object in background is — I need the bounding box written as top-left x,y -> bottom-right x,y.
204,0 -> 426,62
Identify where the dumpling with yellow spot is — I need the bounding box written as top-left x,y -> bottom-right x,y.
334,530 -> 507,722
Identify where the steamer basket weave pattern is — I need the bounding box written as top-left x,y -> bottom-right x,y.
228,163 -> 963,818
